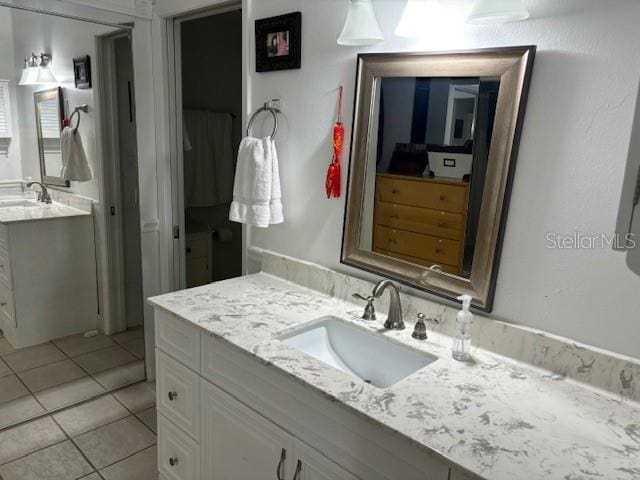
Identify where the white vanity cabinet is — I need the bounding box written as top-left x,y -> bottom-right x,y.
0,216 -> 98,348
154,308 -> 453,480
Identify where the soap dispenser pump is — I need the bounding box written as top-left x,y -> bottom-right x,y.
452,295 -> 473,362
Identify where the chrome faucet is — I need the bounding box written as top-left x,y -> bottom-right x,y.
372,280 -> 405,330
26,181 -> 52,204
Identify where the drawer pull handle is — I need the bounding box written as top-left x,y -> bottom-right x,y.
276,448 -> 286,480
169,456 -> 179,467
0,302 -> 6,307
391,188 -> 399,194
168,391 -> 178,401
436,249 -> 443,254
293,459 -> 302,480
440,195 -> 446,201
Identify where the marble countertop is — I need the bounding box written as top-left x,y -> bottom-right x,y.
0,198 -> 90,224
148,273 -> 640,480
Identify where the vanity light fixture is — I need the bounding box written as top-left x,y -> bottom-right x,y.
337,0 -> 384,46
466,0 -> 530,24
18,53 -> 57,86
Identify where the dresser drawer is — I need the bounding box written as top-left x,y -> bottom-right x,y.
374,201 -> 465,241
157,349 -> 201,441
374,225 -> 461,267
0,281 -> 15,327
376,176 -> 468,213
158,413 -> 201,480
155,309 -> 201,372
0,245 -> 11,287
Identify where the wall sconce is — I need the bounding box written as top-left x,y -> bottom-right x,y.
395,0 -> 467,38
337,0 -> 384,46
467,0 -> 530,24
18,53 -> 57,86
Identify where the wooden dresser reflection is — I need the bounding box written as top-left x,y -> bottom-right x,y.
373,173 -> 469,275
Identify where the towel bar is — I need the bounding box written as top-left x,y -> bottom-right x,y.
247,102 -> 280,138
69,104 -> 88,130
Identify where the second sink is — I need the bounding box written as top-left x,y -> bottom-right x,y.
278,316 -> 436,388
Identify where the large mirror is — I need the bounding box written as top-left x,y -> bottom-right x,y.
342,48 -> 535,311
34,87 -> 69,186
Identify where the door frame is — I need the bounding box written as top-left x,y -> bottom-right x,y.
161,0 -> 246,291
97,30 -> 140,335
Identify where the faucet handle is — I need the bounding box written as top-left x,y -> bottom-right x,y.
352,293 -> 376,321
412,313 -> 439,340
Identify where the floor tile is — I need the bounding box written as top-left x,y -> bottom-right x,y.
0,395 -> 45,429
35,377 -> 106,411
3,344 -> 66,373
0,336 -> 16,356
18,359 -> 87,393
53,334 -> 115,358
136,407 -> 157,434
111,328 -> 144,345
113,382 -> 155,413
0,357 -> 12,377
0,375 -> 29,404
119,337 -> 145,359
100,445 -> 157,480
53,394 -> 129,437
0,440 -> 94,480
93,360 -> 145,390
75,416 -> 156,470
74,345 -> 136,374
79,474 -> 101,480
0,416 -> 66,465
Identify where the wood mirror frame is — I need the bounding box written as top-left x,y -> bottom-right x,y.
341,47 -> 536,311
34,87 -> 69,187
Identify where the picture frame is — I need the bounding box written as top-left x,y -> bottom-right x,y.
73,55 -> 92,89
255,12 -> 301,73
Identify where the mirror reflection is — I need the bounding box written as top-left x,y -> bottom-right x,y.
34,87 -> 65,184
359,76 -> 500,277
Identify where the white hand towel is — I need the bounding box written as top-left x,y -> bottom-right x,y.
229,136 -> 283,228
60,127 -> 92,182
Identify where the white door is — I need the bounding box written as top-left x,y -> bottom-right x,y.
292,441 -> 361,480
201,379 -> 295,480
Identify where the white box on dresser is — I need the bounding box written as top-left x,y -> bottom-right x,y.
153,308 -> 455,480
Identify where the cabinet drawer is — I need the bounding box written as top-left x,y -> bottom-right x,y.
0,281 -> 15,327
374,201 -> 465,241
0,246 -> 11,288
155,309 -> 201,372
374,225 -> 461,267
158,413 -> 201,480
375,249 -> 459,274
376,176 -> 468,213
157,350 -> 200,441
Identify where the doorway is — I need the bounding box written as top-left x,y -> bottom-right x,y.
171,5 -> 244,289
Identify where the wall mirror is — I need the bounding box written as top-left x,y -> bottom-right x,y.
34,87 -> 69,187
342,47 -> 535,311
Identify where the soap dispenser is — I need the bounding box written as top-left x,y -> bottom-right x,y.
452,295 -> 473,362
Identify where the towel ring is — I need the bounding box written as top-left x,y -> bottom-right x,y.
247,103 -> 279,138
69,104 -> 88,130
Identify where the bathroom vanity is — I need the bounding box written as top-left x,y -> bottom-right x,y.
0,197 -> 98,347
149,266 -> 640,480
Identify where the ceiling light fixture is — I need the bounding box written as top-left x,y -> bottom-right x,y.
467,0 -> 530,25
337,0 -> 384,46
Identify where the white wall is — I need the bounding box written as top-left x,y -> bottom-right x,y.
246,0 -> 640,359
11,8 -> 113,200
0,8 -> 22,182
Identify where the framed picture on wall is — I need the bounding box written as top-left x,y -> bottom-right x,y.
73,55 -> 92,89
255,12 -> 301,73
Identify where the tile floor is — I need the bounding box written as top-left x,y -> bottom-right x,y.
0,381 -> 157,480
0,328 -> 145,429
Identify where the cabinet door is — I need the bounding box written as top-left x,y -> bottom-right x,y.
201,379 -> 295,480
292,441 -> 361,480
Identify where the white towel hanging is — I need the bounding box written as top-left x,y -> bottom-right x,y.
60,126 -> 92,182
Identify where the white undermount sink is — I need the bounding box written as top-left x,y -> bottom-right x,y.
0,199 -> 41,208
278,316 -> 436,388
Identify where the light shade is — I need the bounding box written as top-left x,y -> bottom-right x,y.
467,0 -> 530,24
33,65 -> 57,84
18,67 -> 38,85
395,0 -> 464,38
337,0 -> 384,46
